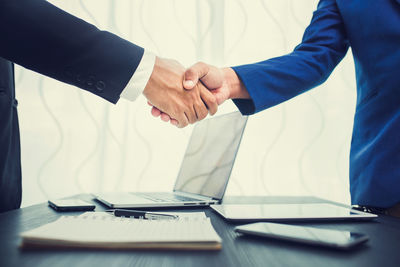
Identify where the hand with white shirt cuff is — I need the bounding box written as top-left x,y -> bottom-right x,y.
121,51 -> 218,128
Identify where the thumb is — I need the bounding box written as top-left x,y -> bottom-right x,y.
183,62 -> 210,90
184,62 -> 224,92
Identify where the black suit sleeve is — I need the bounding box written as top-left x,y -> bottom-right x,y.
0,0 -> 144,103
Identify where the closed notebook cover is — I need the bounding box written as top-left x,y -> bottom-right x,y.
20,213 -> 222,250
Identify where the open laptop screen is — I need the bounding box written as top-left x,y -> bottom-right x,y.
173,112 -> 248,200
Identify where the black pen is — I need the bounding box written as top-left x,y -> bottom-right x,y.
105,209 -> 179,220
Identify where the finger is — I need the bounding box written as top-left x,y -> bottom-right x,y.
194,100 -> 208,121
185,107 -> 197,124
151,106 -> 162,117
159,112 -> 178,124
165,101 -> 188,128
160,113 -> 171,122
200,87 -> 218,115
183,62 -> 209,90
170,119 -> 179,126
161,112 -> 171,122
177,113 -> 189,128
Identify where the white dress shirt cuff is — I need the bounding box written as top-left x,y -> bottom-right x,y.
120,50 -> 156,101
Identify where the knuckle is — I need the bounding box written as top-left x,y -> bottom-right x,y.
171,106 -> 179,115
186,68 -> 195,77
186,93 -> 197,105
199,111 -> 207,120
191,93 -> 199,102
180,102 -> 189,112
197,61 -> 209,73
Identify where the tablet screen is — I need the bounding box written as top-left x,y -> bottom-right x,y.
211,203 -> 377,221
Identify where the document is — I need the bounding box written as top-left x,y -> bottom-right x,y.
20,212 -> 221,250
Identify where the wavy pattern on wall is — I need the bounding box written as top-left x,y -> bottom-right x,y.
288,2 -> 326,195
131,0 -> 160,191
218,0 -> 249,195
107,1 -> 130,191
17,0 -> 354,207
73,92 -> 101,193
173,0 -> 214,60
224,0 -> 248,61
132,106 -> 153,191
36,77 -> 64,199
258,0 -> 288,195
73,0 -> 103,193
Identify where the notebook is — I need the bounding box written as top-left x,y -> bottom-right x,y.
20,212 -> 222,250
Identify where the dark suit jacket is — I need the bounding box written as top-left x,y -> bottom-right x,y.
232,0 -> 400,208
0,0 -> 144,212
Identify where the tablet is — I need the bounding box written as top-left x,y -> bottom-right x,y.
211,203 -> 377,222
235,222 -> 369,250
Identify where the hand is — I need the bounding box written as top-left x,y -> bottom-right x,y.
184,62 -> 250,102
143,57 -> 217,128
150,62 -> 249,123
183,62 -> 229,105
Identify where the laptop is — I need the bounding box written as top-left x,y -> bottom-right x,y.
95,111 -> 248,208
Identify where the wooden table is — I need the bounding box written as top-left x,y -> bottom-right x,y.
1,195 -> 399,267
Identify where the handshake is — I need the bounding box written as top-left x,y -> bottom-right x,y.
143,57 -> 249,128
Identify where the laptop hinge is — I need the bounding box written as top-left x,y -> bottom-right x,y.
174,191 -> 215,201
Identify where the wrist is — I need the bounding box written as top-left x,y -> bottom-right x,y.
142,56 -> 161,98
222,67 -> 249,99
121,50 -> 156,102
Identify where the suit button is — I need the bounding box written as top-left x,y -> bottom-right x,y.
0,87 -> 5,96
86,76 -> 95,87
96,81 -> 106,91
13,99 -> 18,107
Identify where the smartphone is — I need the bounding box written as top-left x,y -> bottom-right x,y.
48,199 -> 96,212
235,222 -> 369,250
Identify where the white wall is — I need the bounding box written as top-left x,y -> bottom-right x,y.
17,0 -> 356,207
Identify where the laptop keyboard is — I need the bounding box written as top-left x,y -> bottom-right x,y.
137,193 -> 202,203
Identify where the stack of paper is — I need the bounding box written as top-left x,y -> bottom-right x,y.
20,212 -> 221,250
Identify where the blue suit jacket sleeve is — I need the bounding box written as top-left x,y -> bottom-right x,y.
232,0 -> 349,115
0,0 -> 144,104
